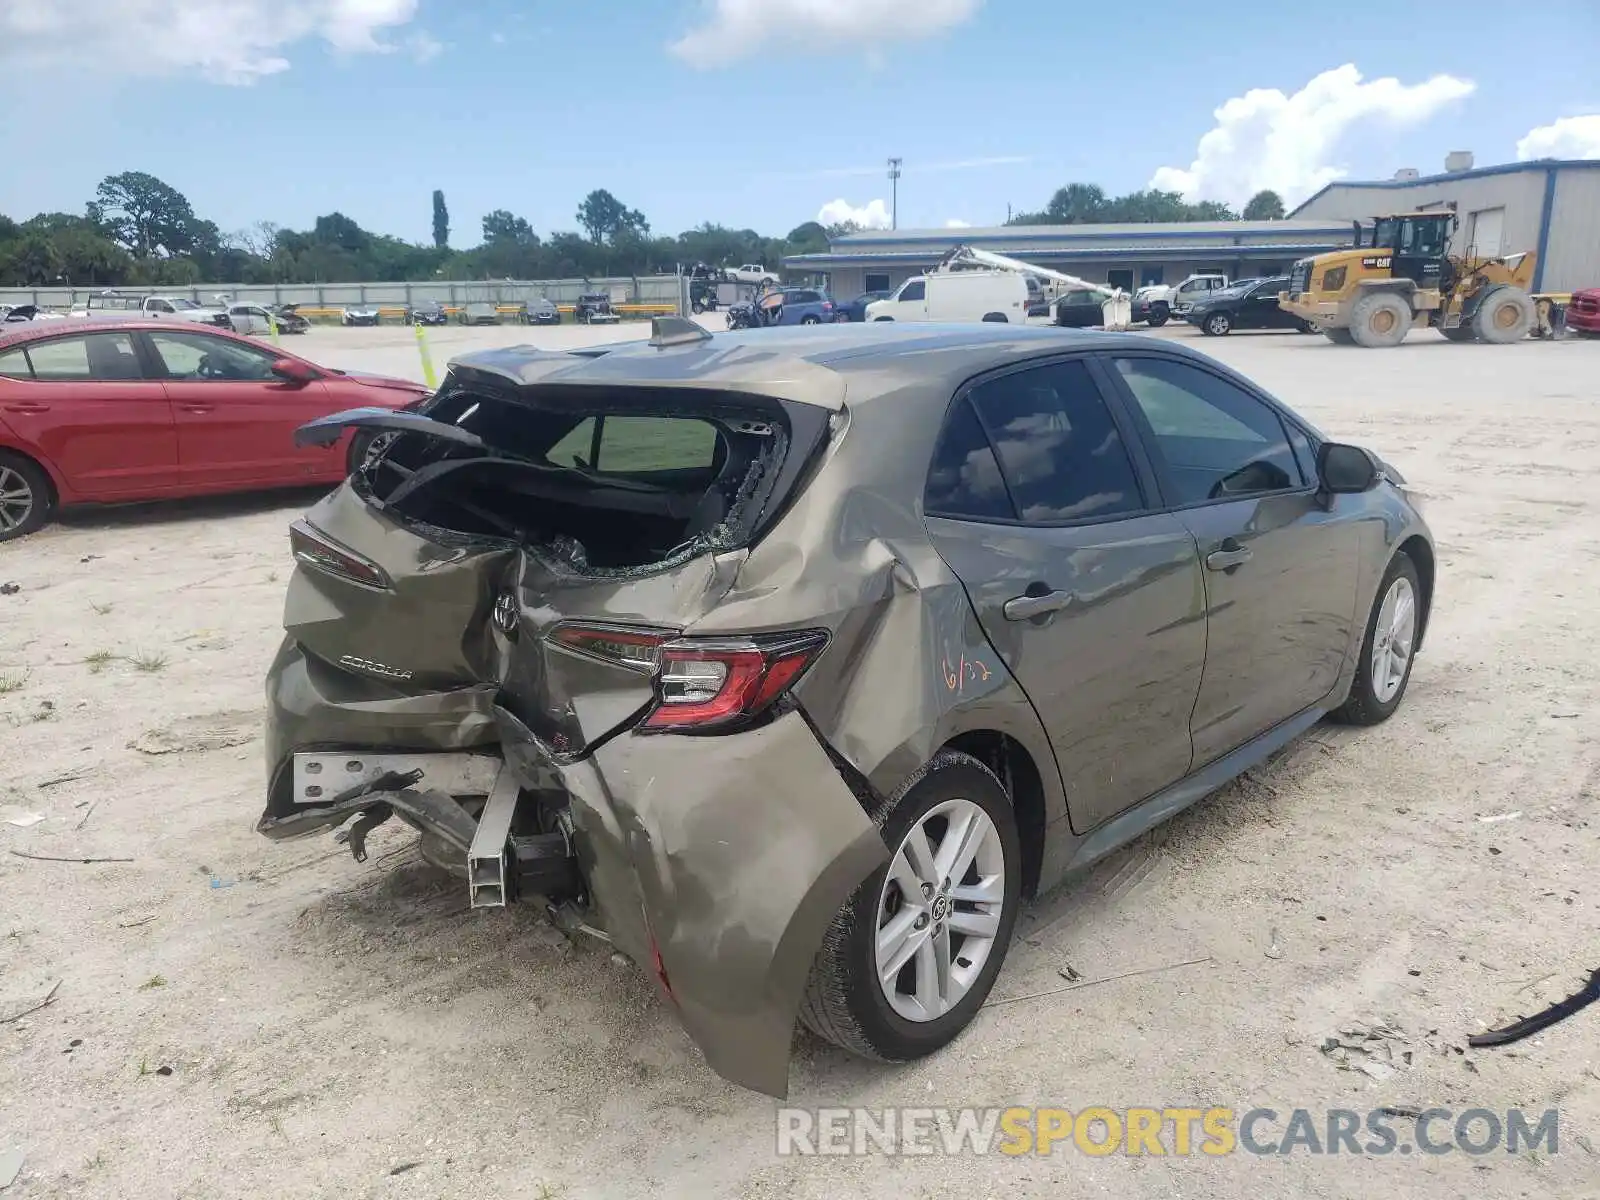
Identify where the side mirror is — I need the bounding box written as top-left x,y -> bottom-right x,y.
270,358 -> 316,385
1317,442 -> 1381,494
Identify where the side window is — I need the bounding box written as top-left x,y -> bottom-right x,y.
0,347 -> 32,379
148,331 -> 278,381
28,333 -> 143,381
968,360 -> 1144,523
898,280 -> 925,302
1111,357 -> 1303,505
924,396 -> 1014,521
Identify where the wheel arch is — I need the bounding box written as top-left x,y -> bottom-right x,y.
0,441 -> 67,505
1397,534 -> 1434,651
940,729 -> 1048,899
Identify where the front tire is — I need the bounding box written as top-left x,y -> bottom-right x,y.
800,314 -> 821,325
800,751 -> 1021,1063
0,451 -> 55,542
1203,312 -> 1232,336
1473,286 -> 1534,344
1349,293 -> 1412,348
1331,552 -> 1421,726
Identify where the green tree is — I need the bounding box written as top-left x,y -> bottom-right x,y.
481,209 -> 536,245
89,171 -> 200,257
1242,189 -> 1286,220
576,189 -> 649,244
432,189 -> 449,248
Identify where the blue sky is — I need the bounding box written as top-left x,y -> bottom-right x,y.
2,0 -> 1598,244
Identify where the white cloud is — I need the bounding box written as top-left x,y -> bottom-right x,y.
669,0 -> 981,68
1149,64 -> 1476,208
818,198 -> 892,229
1516,114 -> 1600,160
0,0 -> 422,85
945,218 -> 971,227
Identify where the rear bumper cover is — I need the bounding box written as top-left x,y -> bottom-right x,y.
262,638 -> 887,1097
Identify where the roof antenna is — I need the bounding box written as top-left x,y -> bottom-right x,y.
649,315 -> 713,348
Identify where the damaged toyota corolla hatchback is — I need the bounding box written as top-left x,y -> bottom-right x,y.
260,319 -> 1434,1097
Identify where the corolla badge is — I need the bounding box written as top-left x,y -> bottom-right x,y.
493,592 -> 520,638
338,655 -> 413,681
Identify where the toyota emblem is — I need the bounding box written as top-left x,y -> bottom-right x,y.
493,592 -> 519,638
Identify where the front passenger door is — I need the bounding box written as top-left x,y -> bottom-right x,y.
922,357 -> 1208,833
148,329 -> 334,486
1105,354 -> 1361,764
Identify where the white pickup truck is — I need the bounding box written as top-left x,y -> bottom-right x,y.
1140,273 -> 1231,322
78,291 -> 232,327
723,263 -> 780,285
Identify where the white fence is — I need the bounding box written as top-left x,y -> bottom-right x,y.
0,275 -> 685,310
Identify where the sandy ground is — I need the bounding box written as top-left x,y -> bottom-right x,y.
1,319 -> 1598,1199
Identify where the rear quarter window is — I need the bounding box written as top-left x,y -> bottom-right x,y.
0,347 -> 31,379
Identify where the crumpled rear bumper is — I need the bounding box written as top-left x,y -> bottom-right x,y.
263,638 -> 887,1098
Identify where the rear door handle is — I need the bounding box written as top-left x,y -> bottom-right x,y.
179,404 -> 215,414
2,403 -> 48,415
1003,589 -> 1073,621
1205,538 -> 1253,571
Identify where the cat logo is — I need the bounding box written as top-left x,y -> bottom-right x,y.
1361,255 -> 1392,269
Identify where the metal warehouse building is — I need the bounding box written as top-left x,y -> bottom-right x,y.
783,220 -> 1355,299
1289,155 -> 1600,295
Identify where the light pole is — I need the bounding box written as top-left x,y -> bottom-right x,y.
887,158 -> 902,230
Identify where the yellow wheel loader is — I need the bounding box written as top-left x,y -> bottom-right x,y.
1279,210 -> 1539,347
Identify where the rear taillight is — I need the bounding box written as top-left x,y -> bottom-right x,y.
549,623 -> 827,733
289,520 -> 392,591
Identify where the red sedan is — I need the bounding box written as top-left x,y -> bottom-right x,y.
0,320 -> 430,541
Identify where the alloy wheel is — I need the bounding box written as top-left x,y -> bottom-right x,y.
874,797 -> 1006,1022
0,465 -> 35,533
1371,575 -> 1416,703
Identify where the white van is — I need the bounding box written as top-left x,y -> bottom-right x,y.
864,270 -> 1029,324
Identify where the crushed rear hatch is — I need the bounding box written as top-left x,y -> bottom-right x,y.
277,364 -> 833,760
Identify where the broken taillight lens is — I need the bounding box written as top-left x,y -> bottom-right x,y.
289,520 -> 392,591
549,623 -> 828,733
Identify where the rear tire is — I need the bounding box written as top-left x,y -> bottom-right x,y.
1473,286 -> 1533,344
1331,553 -> 1421,726
874,316 -> 894,322
981,312 -> 1008,323
800,751 -> 1022,1063
0,451 -> 55,543
800,314 -> 821,325
1349,293 -> 1412,348
1323,327 -> 1356,345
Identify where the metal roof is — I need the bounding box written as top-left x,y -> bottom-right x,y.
1287,157 -> 1600,216
833,219 -> 1349,245
783,243 -> 1345,269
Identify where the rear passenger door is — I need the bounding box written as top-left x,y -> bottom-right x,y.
1102,354 -> 1361,764
923,356 -> 1208,834
0,330 -> 178,497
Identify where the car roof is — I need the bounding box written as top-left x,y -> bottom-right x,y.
447,322 -> 1204,412
0,317 -> 265,351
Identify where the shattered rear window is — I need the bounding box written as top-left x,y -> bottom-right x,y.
356,383 -> 792,576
